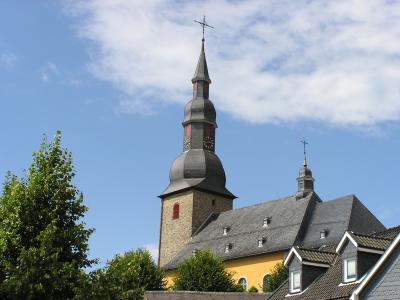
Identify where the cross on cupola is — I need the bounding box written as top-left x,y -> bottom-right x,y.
301,137 -> 308,167
194,16 -> 214,42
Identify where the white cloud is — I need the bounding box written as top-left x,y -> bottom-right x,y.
0,52 -> 17,67
65,0 -> 400,127
144,243 -> 159,263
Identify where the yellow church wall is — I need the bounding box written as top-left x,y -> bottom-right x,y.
164,251 -> 285,291
164,270 -> 177,288
225,252 -> 285,291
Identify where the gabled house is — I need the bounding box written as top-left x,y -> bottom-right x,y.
351,232 -> 400,299
269,226 -> 400,299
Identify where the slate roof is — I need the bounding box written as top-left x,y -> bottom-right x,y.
269,254 -> 358,300
298,195 -> 385,249
296,247 -> 336,265
374,225 -> 400,240
269,227 -> 400,300
349,232 -> 392,251
163,193 -> 317,270
163,193 -> 385,270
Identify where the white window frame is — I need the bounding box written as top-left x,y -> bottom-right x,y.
290,270 -> 301,293
343,258 -> 357,283
320,230 -> 326,239
238,277 -> 247,291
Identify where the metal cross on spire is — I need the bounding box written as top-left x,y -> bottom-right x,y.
194,16 -> 214,41
300,137 -> 309,166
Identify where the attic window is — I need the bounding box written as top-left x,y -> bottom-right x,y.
320,229 -> 328,239
344,258 -> 357,282
223,226 -> 231,236
258,237 -> 267,247
290,270 -> 301,293
263,217 -> 271,227
225,243 -> 233,253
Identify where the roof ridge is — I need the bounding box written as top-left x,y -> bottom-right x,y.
220,195 -> 296,214
325,194 -> 356,202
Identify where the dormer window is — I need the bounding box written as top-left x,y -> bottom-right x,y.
344,258 -> 357,282
192,249 -> 198,256
290,270 -> 301,293
223,226 -> 231,236
320,229 -> 327,239
225,243 -> 233,253
258,237 -> 267,247
263,217 -> 271,227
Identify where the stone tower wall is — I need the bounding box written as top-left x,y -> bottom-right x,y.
158,189 -> 233,267
192,190 -> 233,234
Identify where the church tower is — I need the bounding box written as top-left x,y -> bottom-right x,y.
158,39 -> 235,267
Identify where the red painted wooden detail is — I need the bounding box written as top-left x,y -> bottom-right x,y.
185,125 -> 191,137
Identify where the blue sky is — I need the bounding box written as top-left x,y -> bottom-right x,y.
1,0 -> 400,267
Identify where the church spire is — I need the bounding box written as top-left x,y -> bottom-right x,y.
192,40 -> 211,84
160,27 -> 234,199
296,138 -> 315,199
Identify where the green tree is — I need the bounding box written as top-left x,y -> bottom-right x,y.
173,250 -> 238,292
78,249 -> 165,300
263,262 -> 288,292
248,286 -> 258,293
0,132 -> 94,299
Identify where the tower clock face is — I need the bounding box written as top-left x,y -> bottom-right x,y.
203,136 -> 214,151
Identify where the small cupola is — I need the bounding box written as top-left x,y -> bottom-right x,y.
296,138 -> 315,199
335,231 -> 391,283
284,246 -> 335,294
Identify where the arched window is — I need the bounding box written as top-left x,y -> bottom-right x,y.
172,203 -> 180,220
238,277 -> 247,291
263,274 -> 271,292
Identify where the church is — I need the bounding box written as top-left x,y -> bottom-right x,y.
157,37 -> 385,291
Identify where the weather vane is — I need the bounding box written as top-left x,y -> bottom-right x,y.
194,15 -> 214,41
300,137 -> 309,166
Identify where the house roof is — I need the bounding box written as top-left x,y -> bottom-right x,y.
350,232 -> 392,251
270,227 -> 400,300
373,225 -> 400,240
296,247 -> 336,265
163,193 -> 385,270
298,195 -> 385,249
350,233 -> 400,300
336,231 -> 392,253
163,193 -> 317,270
270,254 -> 357,300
